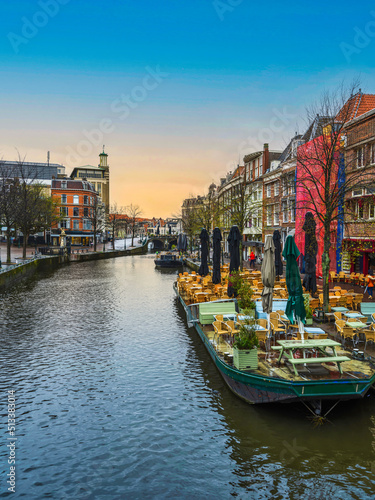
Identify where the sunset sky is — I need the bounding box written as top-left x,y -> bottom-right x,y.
1,0 -> 375,217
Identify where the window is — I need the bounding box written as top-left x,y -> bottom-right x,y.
289,199 -> 295,222
352,189 -> 364,197
282,200 -> 288,222
289,176 -> 295,194
73,207 -> 79,217
369,204 -> 375,219
83,219 -> 92,230
282,178 -> 288,196
84,207 -> 89,217
355,202 -> 364,219
266,184 -> 271,198
61,194 -> 67,204
371,143 -> 375,165
60,207 -> 68,216
60,219 -> 70,229
274,182 -> 279,196
97,183 -> 102,194
84,195 -> 88,205
357,146 -> 365,168
61,180 -> 67,189
273,207 -> 279,225
73,195 -> 79,204
266,206 -> 272,226
73,220 -> 80,229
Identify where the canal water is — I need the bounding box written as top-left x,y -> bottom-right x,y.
1,255 -> 375,499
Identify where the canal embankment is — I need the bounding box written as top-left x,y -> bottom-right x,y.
0,243 -> 147,291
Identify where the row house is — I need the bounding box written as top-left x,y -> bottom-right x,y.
342,99 -> 375,274
216,166 -> 244,255
51,178 -> 100,246
295,92 -> 375,277
243,144 -> 282,257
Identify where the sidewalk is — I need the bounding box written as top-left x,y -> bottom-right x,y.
0,240 -> 142,262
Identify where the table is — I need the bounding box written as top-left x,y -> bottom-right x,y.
344,312 -> 366,319
237,315 -> 252,322
331,307 -> 349,312
345,321 -> 367,329
244,324 -> 266,331
271,339 -> 350,375
304,327 -> 325,334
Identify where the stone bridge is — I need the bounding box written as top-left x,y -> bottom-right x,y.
148,235 -> 178,251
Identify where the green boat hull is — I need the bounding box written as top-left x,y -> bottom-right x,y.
175,287 -> 375,405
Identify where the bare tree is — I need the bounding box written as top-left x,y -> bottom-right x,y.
297,81 -> 374,311
86,197 -> 106,252
0,163 -> 20,263
127,204 -> 143,247
109,203 -> 126,249
227,179 -> 262,269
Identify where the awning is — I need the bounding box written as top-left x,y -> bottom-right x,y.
243,240 -> 264,247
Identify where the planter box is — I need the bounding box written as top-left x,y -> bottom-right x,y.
233,347 -> 258,370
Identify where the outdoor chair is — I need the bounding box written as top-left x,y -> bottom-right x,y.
330,271 -> 338,282
342,326 -> 355,347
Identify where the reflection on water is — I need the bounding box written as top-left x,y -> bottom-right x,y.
0,255 -> 374,499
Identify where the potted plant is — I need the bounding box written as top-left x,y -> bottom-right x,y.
305,305 -> 313,325
229,271 -> 255,313
232,321 -> 260,371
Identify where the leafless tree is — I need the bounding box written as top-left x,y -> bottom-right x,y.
86,197 -> 107,252
0,163 -> 20,263
109,203 -> 126,249
127,204 -> 143,246
297,80 -> 375,311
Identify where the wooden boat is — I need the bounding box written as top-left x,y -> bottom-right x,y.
154,252 -> 184,268
174,281 -> 375,417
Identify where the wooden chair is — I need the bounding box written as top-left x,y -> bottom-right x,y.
338,296 -> 348,308
225,320 -> 240,338
337,271 -> 346,282
346,295 -> 354,310
256,331 -> 268,349
342,326 -> 355,347
335,319 -> 346,337
270,318 -> 286,338
212,321 -> 229,345
353,295 -> 363,311
330,271 -> 338,282
215,314 -> 224,322
334,312 -> 342,321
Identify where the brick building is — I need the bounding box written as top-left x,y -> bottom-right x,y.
342,97 -> 375,274
51,178 -> 100,246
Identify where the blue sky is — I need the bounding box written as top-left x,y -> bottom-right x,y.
1,0 -> 375,216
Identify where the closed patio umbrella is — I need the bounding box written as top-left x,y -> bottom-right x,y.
282,234 -> 306,338
302,212 -> 317,296
227,225 -> 241,297
273,230 -> 283,278
261,234 -> 276,315
212,227 -> 222,284
177,233 -> 187,252
198,228 -> 209,276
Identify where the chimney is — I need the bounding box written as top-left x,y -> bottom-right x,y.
263,143 -> 269,175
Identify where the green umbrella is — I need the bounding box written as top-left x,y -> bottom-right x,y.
282,234 -> 306,328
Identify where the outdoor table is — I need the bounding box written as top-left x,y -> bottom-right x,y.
237,315 -> 252,322
331,307 -> 349,312
304,327 -> 325,334
343,312 -> 366,319
345,321 -> 367,329
271,339 -> 350,376
243,324 -> 266,331
222,313 -> 237,321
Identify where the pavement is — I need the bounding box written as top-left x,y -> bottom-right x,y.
0,239 -> 142,263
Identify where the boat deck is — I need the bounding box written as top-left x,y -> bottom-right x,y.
202,325 -> 375,382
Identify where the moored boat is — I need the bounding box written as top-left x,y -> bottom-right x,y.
174,278 -> 375,417
154,252 -> 184,268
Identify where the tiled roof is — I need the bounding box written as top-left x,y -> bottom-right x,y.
337,92 -> 375,122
